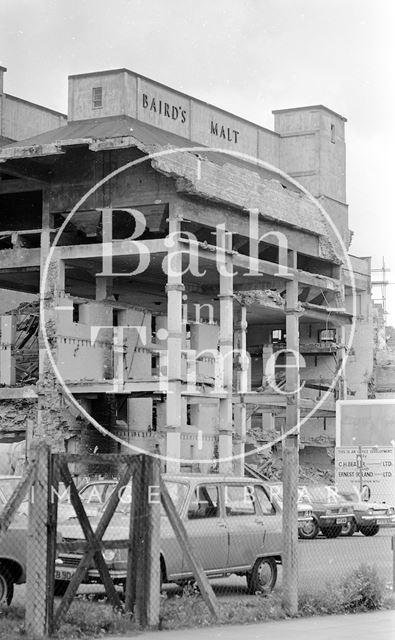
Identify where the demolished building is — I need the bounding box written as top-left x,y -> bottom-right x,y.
0,67 -> 373,473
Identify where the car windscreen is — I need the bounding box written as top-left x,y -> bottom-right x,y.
0,478 -> 24,508
266,484 -> 283,503
339,492 -> 355,502
300,486 -> 342,504
106,480 -> 188,516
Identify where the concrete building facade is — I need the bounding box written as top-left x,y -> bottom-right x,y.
0,66 -> 66,146
0,67 -> 373,473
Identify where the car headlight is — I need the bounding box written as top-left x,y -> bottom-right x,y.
102,549 -> 116,563
367,509 -> 373,515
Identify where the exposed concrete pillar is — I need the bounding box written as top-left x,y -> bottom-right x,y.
0,314 -> 16,386
165,214 -> 183,472
262,411 -> 275,432
218,226 -> 233,474
96,276 -> 113,300
127,398 -> 152,432
233,306 -> 248,475
282,264 -> 300,615
36,189 -> 67,452
37,258 -> 65,451
337,325 -> 347,399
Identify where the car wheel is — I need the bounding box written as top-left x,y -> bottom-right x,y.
299,518 -> 319,539
360,524 -> 379,537
320,525 -> 342,538
0,565 -> 14,606
54,580 -> 70,597
341,519 -> 357,536
247,557 -> 277,595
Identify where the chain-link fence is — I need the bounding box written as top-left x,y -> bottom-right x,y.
0,446 -> 394,637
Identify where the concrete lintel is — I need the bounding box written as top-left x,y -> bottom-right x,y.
55,238 -> 167,261
0,386 -> 38,400
58,138 -> 93,148
89,136 -> 138,152
194,242 -> 340,292
0,247 -> 41,270
0,143 -> 65,160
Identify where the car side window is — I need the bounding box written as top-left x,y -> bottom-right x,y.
224,485 -> 256,516
81,484 -> 106,504
187,485 -> 219,519
254,485 -> 276,515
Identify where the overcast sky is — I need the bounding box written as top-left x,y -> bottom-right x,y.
1,0 -> 394,322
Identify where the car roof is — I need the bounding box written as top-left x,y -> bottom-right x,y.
163,474 -> 265,483
79,475 -> 270,482
82,479 -> 118,485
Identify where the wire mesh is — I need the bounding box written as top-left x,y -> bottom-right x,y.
1,454 -> 393,635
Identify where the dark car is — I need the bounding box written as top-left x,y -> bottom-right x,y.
298,485 -> 354,539
338,489 -> 395,536
0,476 -> 28,605
263,482 -> 314,537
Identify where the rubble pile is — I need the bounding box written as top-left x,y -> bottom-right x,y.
1,297 -> 39,383
0,399 -> 36,435
5,298 -> 39,316
255,454 -> 334,484
234,289 -> 285,308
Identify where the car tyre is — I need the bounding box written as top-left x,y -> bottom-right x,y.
320,525 -> 342,538
54,580 -> 69,597
247,557 -> 277,595
341,519 -> 357,536
299,517 -> 319,540
0,564 -> 14,606
360,524 -> 379,537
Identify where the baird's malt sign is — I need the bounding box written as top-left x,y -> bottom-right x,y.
210,120 -> 240,143
140,89 -> 240,144
121,71 -> 281,161
142,93 -> 187,124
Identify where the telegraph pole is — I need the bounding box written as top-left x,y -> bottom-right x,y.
282,255 -> 300,615
372,257 -> 395,332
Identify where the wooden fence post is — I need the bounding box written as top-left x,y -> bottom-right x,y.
25,443 -> 56,638
47,453 -> 60,636
125,455 -> 161,628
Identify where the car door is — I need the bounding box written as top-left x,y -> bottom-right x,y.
182,483 -> 228,574
160,480 -> 188,578
224,483 -> 267,569
253,484 -> 282,555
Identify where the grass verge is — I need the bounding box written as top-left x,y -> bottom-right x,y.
0,564 -> 393,638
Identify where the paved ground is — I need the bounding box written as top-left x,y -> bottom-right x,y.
206,528 -> 394,596
106,610 -> 395,640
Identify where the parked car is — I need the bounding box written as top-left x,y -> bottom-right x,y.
56,475 -> 283,596
58,479 -> 118,521
337,489 -> 395,536
298,485 -> 354,539
263,482 -> 314,537
0,476 -> 28,605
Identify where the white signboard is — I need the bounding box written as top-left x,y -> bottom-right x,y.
335,446 -> 395,504
336,399 -> 395,446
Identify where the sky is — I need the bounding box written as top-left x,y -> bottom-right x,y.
1,0 -> 395,321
